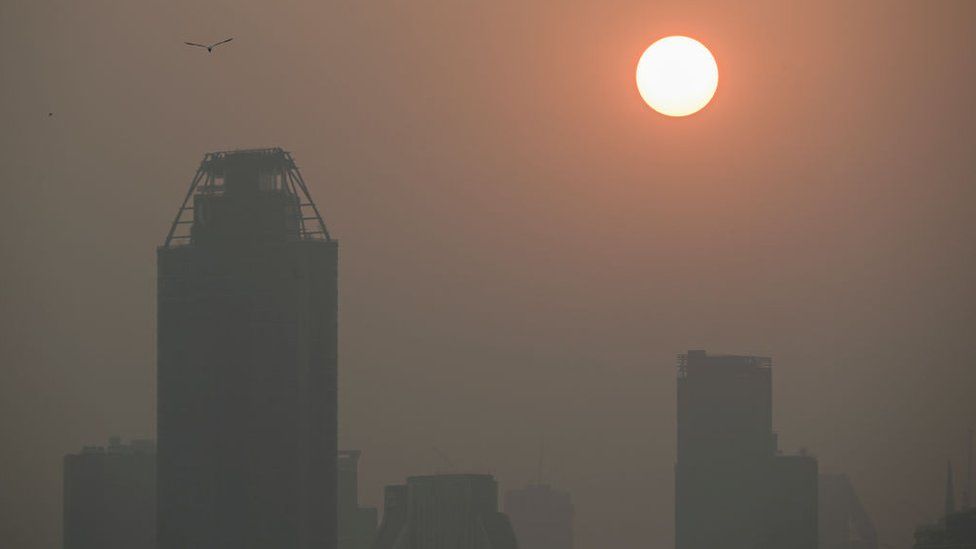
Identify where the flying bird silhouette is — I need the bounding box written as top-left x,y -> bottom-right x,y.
184,38 -> 233,53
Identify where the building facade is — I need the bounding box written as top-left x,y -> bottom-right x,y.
157,148 -> 338,549
372,474 -> 518,549
504,482 -> 574,549
62,437 -> 156,549
675,350 -> 818,549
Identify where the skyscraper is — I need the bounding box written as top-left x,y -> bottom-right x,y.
62,437 -> 155,549
372,474 -> 519,549
157,148 -> 338,549
675,350 -> 817,549
504,482 -> 574,549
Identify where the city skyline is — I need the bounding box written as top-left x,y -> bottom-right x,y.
2,2 -> 976,548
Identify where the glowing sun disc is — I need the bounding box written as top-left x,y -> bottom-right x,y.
636,36 -> 718,117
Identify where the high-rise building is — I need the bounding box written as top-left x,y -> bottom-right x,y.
157,148 -> 338,549
339,450 -> 378,549
62,437 -> 156,549
372,474 -> 518,549
818,474 -> 878,549
675,350 -> 818,549
504,482 -> 574,549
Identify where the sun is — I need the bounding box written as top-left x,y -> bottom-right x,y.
636,36 -> 718,117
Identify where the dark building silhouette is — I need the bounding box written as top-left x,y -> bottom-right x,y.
818,474 -> 878,549
157,148 -> 338,549
914,460 -> 976,548
372,474 -> 518,549
675,350 -> 818,549
769,454 -> 819,548
62,437 -> 155,549
339,450 -> 378,549
504,482 -> 574,549
372,485 -> 408,549
915,508 -> 976,549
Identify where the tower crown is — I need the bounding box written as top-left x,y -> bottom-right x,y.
162,147 -> 332,247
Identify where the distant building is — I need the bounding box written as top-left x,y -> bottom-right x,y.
62,437 -> 155,549
372,474 -> 518,549
818,474 -> 878,549
914,509 -> 976,549
675,350 -> 818,549
372,485 -> 408,549
769,454 -> 819,549
339,450 -> 377,549
504,482 -> 574,549
156,148 -> 338,549
913,461 -> 976,549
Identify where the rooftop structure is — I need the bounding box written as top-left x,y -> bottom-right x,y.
163,147 -> 330,248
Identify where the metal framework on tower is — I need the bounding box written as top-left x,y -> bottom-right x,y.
162,147 -> 331,248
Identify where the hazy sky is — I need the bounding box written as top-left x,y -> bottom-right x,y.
2,1 -> 975,547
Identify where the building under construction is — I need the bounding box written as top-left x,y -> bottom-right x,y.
156,148 -> 338,548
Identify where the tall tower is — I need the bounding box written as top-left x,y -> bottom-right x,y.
157,148 -> 338,549
676,350 -> 774,549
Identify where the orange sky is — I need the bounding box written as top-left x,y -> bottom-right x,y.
1,1 -> 975,547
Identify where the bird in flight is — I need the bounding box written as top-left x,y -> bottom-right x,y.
184,38 -> 233,53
